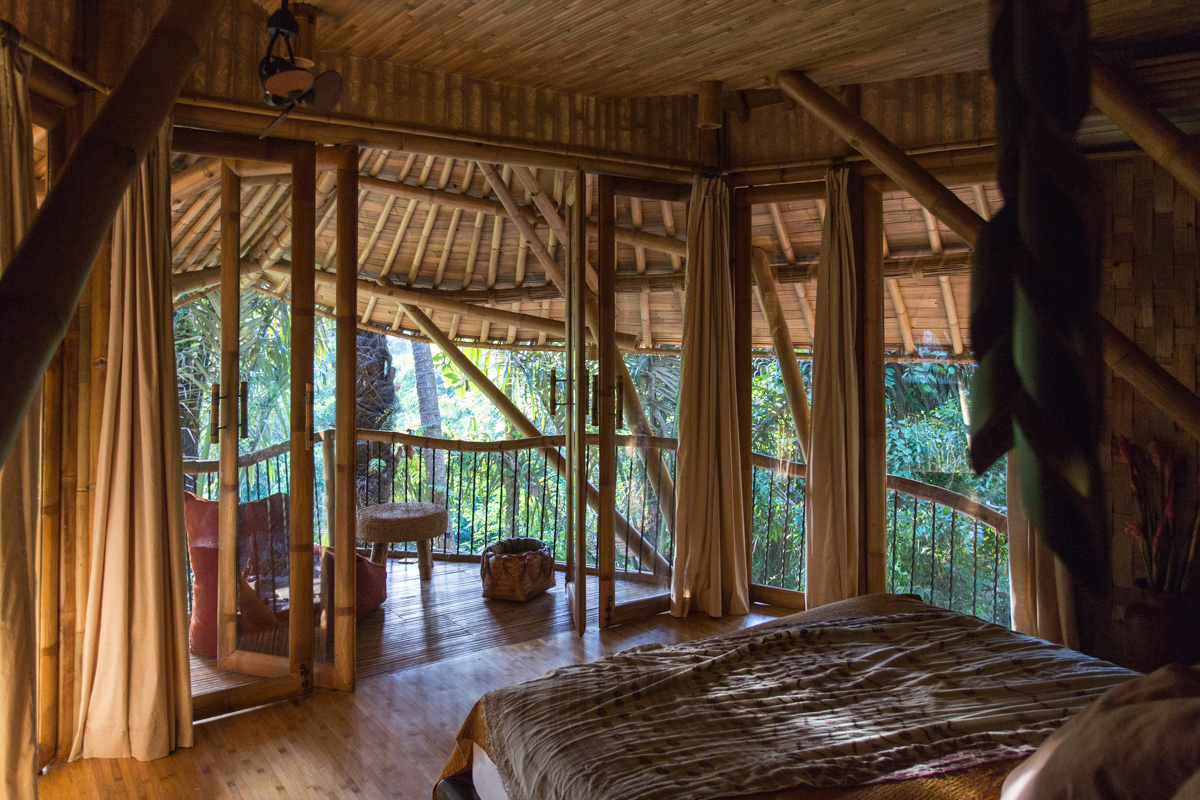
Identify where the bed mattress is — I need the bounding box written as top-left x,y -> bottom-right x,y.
437,594 -> 1134,800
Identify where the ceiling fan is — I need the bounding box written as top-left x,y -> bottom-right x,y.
258,0 -> 343,138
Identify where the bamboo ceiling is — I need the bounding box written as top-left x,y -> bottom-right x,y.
249,0 -> 1200,97
169,150 -> 991,358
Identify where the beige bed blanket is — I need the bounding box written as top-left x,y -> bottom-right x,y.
463,594 -> 1133,800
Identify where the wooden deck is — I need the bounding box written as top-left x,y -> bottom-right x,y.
191,557 -> 675,695
45,557 -> 786,799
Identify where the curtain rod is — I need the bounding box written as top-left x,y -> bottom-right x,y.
0,20 -> 111,95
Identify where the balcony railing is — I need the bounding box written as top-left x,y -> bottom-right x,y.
182,430 -> 1010,625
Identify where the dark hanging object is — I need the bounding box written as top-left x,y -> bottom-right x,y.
257,0 -> 343,138
970,0 -> 1107,593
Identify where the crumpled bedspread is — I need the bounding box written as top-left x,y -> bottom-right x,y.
480,608 -> 1135,800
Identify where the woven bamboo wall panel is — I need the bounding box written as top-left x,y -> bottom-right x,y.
728,71 -> 996,169
1099,155 -> 1199,604
0,0 -> 74,62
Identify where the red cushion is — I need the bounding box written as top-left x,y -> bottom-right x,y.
184,492 -> 386,658
184,491 -> 289,658
319,546 -> 388,619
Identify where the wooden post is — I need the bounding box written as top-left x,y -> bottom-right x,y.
217,163 -> 241,664
858,179 -> 888,594
750,247 -> 811,461
776,67 -> 1200,445
0,0 -> 225,465
565,169 -> 587,635
400,305 -> 669,573
334,145 -> 358,691
732,190 -> 755,576
289,143 -> 316,685
597,175 -> 616,626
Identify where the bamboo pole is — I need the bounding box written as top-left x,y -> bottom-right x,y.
171,100 -> 695,184
751,247 -> 811,460
596,175 -> 616,626
38,340 -> 62,766
0,0 -> 225,465
266,262 -> 640,350
333,145 -> 357,692
775,68 -> 1200,444
216,163 -> 241,665
171,157 -> 220,198
1091,57 -> 1200,201
401,305 -> 669,574
289,143 -> 316,681
359,172 -> 688,258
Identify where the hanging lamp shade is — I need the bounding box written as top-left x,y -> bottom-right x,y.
264,65 -> 313,99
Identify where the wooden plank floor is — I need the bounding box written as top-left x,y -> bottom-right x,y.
46,560 -> 787,799
192,558 -> 674,695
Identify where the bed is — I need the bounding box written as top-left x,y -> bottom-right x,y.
435,594 -> 1137,800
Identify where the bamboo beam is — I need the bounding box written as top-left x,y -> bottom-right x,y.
1091,57 -> 1200,201
775,70 -> 986,246
267,263 -> 639,349
751,248 -> 811,460
217,163 -> 241,664
361,171 -> 689,258
171,100 -> 695,184
0,0 -> 224,463
776,67 -> 1200,444
597,175 -> 617,625
886,279 -> 916,354
333,145 -> 357,691
171,156 -> 220,197
766,201 -> 816,339
938,275 -> 964,355
288,143 -> 316,680
401,305 -> 669,573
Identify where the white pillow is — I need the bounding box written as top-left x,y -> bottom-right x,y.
1001,664 -> 1200,800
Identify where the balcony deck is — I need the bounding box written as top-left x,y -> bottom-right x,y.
191,555 -> 686,696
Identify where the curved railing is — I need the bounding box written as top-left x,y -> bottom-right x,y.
182,430 -> 1010,625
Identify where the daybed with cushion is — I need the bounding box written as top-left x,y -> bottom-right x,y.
434,594 -> 1141,800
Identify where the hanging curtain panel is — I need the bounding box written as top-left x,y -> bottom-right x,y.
1008,457 -> 1079,648
805,166 -> 881,609
0,34 -> 40,800
70,126 -> 193,761
672,175 -> 749,618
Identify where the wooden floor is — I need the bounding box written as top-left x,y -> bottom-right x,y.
44,559 -> 787,799
191,557 -> 674,695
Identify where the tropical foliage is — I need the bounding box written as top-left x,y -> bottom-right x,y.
175,294 -> 1010,624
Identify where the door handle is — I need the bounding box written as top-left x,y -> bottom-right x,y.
615,376 -> 624,429
239,381 -> 249,439
590,371 -> 600,428
305,382 -> 315,450
209,384 -> 221,444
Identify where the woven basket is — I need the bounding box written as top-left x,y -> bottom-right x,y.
480,538 -> 555,602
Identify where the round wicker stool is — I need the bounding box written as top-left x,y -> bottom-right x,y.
357,502 -> 448,580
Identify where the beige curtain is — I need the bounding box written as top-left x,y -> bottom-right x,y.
70,127 -> 193,761
806,167 -> 866,609
1007,456 -> 1079,647
0,35 -> 40,800
671,175 -> 749,618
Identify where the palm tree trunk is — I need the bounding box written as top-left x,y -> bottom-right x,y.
411,340 -> 446,502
